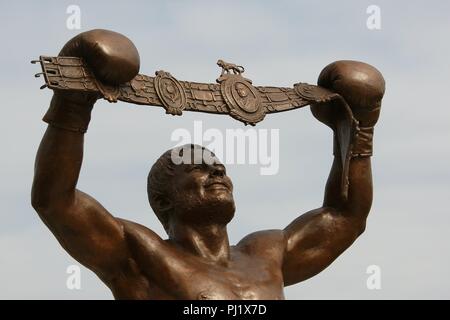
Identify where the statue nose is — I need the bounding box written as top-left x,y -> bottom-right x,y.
211,166 -> 225,177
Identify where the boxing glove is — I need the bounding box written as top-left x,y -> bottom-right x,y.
43,29 -> 140,133
311,60 -> 385,156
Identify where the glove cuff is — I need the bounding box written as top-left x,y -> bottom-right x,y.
351,126 -> 374,157
333,126 -> 374,159
43,93 -> 96,133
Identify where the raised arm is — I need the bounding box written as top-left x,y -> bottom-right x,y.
31,30 -> 140,277
282,61 -> 385,285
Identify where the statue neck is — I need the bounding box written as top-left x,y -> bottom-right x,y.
170,222 -> 230,265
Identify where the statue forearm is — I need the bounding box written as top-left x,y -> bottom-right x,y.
31,95 -> 92,212
312,60 -> 384,222
324,155 -> 372,220
32,126 -> 84,212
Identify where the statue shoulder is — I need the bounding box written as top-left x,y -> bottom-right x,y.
236,229 -> 286,261
117,218 -> 165,251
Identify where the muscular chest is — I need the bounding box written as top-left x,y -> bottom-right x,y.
111,245 -> 285,300
168,254 -> 285,300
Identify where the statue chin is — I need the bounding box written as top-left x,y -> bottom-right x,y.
203,190 -> 236,224
214,200 -> 236,225
174,195 -> 236,226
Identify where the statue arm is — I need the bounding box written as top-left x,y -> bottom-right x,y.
31,121 -> 130,276
282,156 -> 371,285
281,61 -> 385,286
31,29 -> 140,277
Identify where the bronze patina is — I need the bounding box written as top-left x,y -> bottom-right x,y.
31,29 -> 385,300
33,56 -> 342,126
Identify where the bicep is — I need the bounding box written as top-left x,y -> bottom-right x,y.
282,207 -> 364,286
40,190 -> 129,276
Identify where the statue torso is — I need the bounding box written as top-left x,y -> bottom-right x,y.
104,220 -> 285,300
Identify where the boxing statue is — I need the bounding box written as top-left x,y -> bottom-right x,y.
31,29 -> 385,299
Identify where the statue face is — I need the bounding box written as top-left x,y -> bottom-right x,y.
170,157 -> 235,226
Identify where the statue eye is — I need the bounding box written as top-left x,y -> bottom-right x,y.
187,164 -> 204,172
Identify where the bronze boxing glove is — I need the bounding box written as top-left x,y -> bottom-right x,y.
43,29 -> 140,133
311,60 -> 385,157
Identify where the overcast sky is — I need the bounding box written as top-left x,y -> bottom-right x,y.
0,0 -> 449,299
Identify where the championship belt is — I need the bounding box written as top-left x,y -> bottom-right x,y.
32,56 -> 358,199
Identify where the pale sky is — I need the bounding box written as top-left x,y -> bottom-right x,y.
1,0 -> 449,299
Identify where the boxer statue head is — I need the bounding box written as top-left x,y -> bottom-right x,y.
147,144 -> 235,237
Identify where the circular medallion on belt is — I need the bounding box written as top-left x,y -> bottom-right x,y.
219,74 -> 264,125
154,70 -> 186,115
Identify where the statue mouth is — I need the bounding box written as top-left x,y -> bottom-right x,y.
205,181 -> 231,192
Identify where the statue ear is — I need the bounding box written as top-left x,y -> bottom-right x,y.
156,196 -> 172,212
153,196 -> 173,232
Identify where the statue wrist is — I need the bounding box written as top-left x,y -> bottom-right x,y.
351,126 -> 374,157
42,93 -> 96,133
333,126 -> 374,159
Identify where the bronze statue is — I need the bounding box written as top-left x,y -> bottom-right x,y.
31,29 -> 385,300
